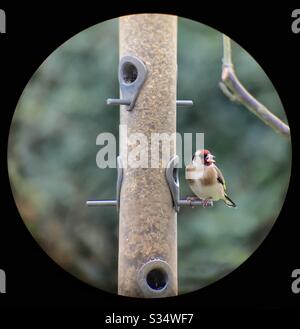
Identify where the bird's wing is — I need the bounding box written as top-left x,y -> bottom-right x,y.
214,165 -> 227,191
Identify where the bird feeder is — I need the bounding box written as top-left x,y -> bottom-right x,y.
87,14 -> 211,298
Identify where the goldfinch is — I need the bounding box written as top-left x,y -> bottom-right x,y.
186,149 -> 236,208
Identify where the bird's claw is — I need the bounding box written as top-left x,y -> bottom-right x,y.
186,197 -> 213,208
186,196 -> 200,208
202,199 -> 213,208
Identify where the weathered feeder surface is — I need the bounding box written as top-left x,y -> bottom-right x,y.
118,14 -> 178,297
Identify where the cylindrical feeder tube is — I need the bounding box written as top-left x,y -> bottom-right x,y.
118,14 -> 178,297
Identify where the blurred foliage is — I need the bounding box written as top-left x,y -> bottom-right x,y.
7,17 -> 291,294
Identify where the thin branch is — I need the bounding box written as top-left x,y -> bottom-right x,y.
220,35 -> 290,139
222,34 -> 233,67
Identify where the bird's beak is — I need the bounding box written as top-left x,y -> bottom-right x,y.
207,154 -> 216,163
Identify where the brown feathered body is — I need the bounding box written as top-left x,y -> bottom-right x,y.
186,149 -> 236,207
186,163 -> 225,201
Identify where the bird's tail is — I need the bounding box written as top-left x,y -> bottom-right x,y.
223,194 -> 237,208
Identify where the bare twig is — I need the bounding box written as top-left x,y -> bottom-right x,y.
220,35 -> 290,138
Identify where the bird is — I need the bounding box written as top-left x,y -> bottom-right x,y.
185,149 -> 236,208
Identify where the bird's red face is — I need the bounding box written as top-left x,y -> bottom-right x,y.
193,149 -> 215,166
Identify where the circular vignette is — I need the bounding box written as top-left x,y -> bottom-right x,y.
7,15 -> 291,296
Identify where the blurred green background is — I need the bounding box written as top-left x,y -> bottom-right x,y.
7,16 -> 291,294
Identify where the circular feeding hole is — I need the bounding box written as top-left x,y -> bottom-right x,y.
121,62 -> 138,84
146,268 -> 168,291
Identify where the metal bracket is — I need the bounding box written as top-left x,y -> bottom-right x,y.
166,155 -> 213,212
107,55 -> 194,110
107,55 -> 148,111
87,155 -> 213,212
86,156 -> 123,211
166,155 -> 181,212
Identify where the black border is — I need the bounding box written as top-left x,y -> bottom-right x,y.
0,2 -> 299,311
